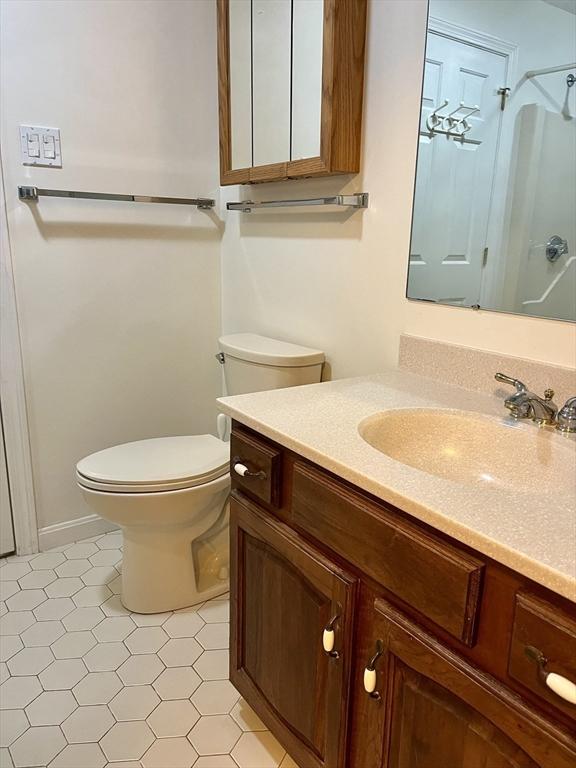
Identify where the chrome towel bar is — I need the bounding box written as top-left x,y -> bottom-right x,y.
226,193 -> 368,213
18,186 -> 215,209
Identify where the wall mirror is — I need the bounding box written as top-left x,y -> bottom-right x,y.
407,0 -> 576,322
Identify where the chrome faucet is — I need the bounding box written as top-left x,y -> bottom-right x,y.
495,373 -> 558,426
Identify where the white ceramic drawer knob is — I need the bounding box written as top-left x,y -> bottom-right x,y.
364,667 -> 377,694
232,460 -> 266,480
323,628 -> 335,653
525,645 -> 576,705
545,673 -> 576,705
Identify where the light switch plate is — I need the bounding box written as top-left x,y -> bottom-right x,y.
20,126 -> 62,167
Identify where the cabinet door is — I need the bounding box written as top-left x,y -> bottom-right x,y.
350,597 -> 576,768
230,494 -> 358,768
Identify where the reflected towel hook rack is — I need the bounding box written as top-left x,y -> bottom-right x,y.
18,186 -> 215,209
226,194 -> 369,213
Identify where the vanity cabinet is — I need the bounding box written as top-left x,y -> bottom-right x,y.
217,0 -> 367,185
229,423 -> 576,768
230,494 -> 357,768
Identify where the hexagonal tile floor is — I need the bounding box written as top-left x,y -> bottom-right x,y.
0,533 -> 296,768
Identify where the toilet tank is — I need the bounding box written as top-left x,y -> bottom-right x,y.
218,334 -> 325,396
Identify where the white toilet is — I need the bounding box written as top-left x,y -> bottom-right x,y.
76,334 -> 324,613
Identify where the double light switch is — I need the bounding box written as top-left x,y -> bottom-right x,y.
20,126 -> 62,167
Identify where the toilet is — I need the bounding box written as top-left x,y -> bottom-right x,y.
76,334 -> 324,613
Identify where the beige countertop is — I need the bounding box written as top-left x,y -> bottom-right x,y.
218,370 -> 576,602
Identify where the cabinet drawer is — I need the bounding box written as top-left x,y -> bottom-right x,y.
292,463 -> 484,645
230,428 -> 282,507
509,592 -> 576,721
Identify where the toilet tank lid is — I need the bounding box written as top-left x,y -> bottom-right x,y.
219,334 -> 325,367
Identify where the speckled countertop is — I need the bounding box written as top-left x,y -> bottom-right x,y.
218,370 -> 576,602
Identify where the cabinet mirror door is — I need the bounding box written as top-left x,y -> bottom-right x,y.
218,0 -> 367,185
349,597 -> 576,768
230,494 -> 358,768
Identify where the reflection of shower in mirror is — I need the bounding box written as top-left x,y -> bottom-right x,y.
407,0 -> 576,323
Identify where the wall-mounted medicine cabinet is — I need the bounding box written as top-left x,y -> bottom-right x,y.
217,0 -> 367,185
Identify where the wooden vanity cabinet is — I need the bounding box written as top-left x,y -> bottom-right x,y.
229,422 -> 576,768
230,494 -> 358,768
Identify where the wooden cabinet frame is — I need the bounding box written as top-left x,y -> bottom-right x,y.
217,0 -> 367,185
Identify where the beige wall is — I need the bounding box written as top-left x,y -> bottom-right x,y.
1,0 -> 222,534
221,0 -> 576,378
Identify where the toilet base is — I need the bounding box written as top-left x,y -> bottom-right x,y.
121,520 -> 229,613
78,474 -> 231,614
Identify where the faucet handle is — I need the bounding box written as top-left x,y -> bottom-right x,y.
495,373 -> 527,392
557,396 -> 576,433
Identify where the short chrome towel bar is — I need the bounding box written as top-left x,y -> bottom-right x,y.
18,186 -> 215,209
226,193 -> 368,213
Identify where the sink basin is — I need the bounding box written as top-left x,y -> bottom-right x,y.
358,408 -> 576,494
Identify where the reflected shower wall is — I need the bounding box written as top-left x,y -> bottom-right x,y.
502,103 -> 576,321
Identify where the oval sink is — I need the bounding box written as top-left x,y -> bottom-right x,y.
358,408 -> 576,494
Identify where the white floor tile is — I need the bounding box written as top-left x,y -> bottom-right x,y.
231,731 -> 286,768
163,611 -> 204,639
231,698 -> 268,732
146,699 -> 200,738
157,637 -> 203,667
72,671 -> 123,705
39,659 -> 88,690
33,597 -> 75,621
10,725 -> 66,768
124,626 -> 168,654
153,667 -> 202,700
21,621 -> 65,648
141,736 -> 199,768
196,621 -> 229,650
45,577 -> 84,599
93,616 -> 136,642
61,704 -> 115,743
83,642 -> 129,672
7,646 -> 54,676
117,654 -> 165,686
0,535 -> 280,768
62,606 -> 105,631
25,689 -> 77,726
191,680 -> 240,716
109,684 -> 160,721
188,714 -> 241,755
48,742 -> 106,768
0,708 -> 28,747
100,721 -> 155,762
18,570 -> 57,590
194,649 -> 229,681
51,630 -> 96,659
0,675 -> 42,709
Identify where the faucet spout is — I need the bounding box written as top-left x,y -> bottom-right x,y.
495,374 -> 558,426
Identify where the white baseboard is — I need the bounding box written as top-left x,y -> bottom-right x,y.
38,514 -> 118,552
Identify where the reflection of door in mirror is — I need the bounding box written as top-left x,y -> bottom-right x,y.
408,32 -> 506,307
407,0 -> 576,323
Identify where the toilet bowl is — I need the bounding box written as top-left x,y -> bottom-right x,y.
77,333 -> 325,614
77,435 -> 230,613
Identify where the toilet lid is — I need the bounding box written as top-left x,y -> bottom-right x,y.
76,435 -> 229,492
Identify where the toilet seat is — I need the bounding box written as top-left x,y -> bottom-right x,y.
76,435 -> 229,493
